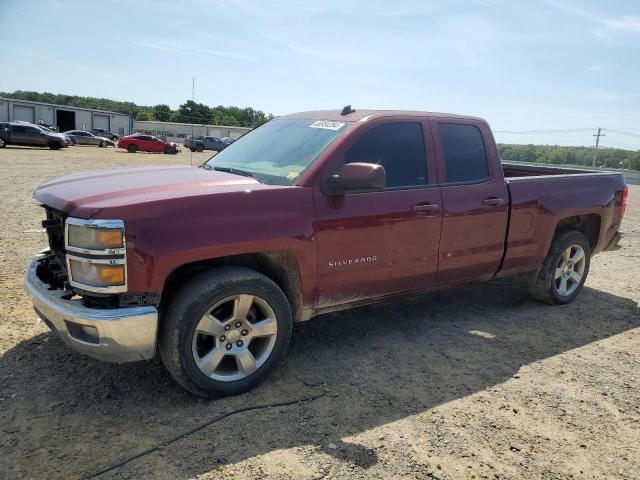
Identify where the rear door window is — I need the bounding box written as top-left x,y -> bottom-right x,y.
344,122 -> 428,188
438,123 -> 489,183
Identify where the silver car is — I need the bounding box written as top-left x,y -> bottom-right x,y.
64,130 -> 115,147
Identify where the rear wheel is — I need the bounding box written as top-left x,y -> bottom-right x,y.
529,230 -> 591,305
127,143 -> 138,153
159,267 -> 293,397
196,144 -> 204,152
0,138 -> 6,148
48,141 -> 61,150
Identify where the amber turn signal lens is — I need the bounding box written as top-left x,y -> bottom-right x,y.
96,229 -> 123,248
98,266 -> 125,283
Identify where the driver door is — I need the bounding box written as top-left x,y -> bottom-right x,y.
313,119 -> 442,308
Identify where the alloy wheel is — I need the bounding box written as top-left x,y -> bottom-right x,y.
191,294 -> 278,382
554,244 -> 586,296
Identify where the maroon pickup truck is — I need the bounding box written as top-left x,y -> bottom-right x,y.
24,108 -> 627,397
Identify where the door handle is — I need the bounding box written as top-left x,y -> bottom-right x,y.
482,197 -> 505,207
413,203 -> 440,213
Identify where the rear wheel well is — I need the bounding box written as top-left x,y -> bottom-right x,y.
160,251 -> 303,322
554,214 -> 601,250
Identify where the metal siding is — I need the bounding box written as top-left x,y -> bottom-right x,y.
13,104 -> 35,122
75,110 -> 92,130
0,100 -> 8,121
38,105 -> 55,125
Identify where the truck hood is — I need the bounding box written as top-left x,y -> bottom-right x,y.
34,165 -> 271,218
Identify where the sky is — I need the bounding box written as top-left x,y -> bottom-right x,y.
0,0 -> 639,148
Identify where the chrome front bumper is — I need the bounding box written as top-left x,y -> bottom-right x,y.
24,254 -> 158,363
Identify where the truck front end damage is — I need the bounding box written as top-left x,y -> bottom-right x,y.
23,205 -> 158,363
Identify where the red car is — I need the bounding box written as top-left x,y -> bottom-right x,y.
117,134 -> 179,154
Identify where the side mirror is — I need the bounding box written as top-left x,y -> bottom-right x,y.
322,162 -> 386,196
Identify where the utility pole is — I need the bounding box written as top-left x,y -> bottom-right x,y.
192,76 -> 195,102
592,127 -> 605,167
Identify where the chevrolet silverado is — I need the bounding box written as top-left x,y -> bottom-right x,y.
24,108 -> 627,397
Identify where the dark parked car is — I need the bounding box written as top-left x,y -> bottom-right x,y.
0,122 -> 68,149
91,128 -> 119,141
183,135 -> 230,152
65,130 -> 115,147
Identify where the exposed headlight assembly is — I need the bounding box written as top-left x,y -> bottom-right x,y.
65,218 -> 127,293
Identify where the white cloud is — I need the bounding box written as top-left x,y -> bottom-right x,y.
602,15 -> 640,33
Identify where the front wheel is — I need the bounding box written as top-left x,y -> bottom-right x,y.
159,267 -> 293,397
0,138 -> 6,148
48,141 -> 62,150
196,144 -> 204,152
127,143 -> 137,153
69,139 -> 75,146
163,146 -> 173,154
529,230 -> 591,305
99,140 -> 106,148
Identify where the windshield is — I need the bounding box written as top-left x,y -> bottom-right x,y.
203,118 -> 351,185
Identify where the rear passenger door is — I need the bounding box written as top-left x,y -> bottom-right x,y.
432,120 -> 509,283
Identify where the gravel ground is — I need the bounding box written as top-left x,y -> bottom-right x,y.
0,145 -> 638,480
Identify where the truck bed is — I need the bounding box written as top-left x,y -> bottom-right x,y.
498,161 -> 626,279
502,162 -> 603,178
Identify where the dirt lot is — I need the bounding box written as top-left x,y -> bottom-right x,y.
0,145 -> 638,480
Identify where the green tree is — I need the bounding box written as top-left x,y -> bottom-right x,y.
153,104 -> 172,122
135,111 -> 153,121
174,101 -> 212,124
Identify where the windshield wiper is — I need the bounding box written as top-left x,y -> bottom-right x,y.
212,166 -> 260,180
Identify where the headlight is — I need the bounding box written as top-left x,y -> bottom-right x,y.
67,223 -> 123,250
67,258 -> 125,287
66,218 -> 125,253
65,218 -> 127,293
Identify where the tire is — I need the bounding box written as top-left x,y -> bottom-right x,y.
528,230 -> 591,305
0,138 -> 6,148
99,141 -> 106,148
69,139 -> 75,146
48,142 -> 61,150
127,143 -> 138,153
190,147 -> 196,152
159,267 -> 293,398
163,146 -> 172,154
196,144 -> 204,152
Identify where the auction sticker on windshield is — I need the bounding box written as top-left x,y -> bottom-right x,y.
309,120 -> 346,131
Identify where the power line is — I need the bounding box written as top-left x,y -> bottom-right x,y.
493,128 -> 595,134
603,128 -> 640,139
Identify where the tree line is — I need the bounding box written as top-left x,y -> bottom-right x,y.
0,91 -> 273,128
498,143 -> 640,171
3,91 -> 638,170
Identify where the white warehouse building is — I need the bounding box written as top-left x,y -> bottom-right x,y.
0,97 -> 131,135
133,120 -> 252,142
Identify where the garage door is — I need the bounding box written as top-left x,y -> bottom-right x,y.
93,114 -> 110,131
13,105 -> 35,123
